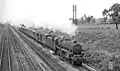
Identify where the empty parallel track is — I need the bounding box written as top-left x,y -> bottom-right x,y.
0,28 -> 12,71
9,27 -> 44,71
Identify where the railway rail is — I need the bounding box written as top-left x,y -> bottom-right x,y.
40,41 -> 94,71
0,28 -> 12,71
8,36 -> 13,71
12,26 -> 67,71
9,27 -> 43,71
17,28 -> 99,71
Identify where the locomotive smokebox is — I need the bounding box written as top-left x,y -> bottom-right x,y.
73,43 -> 83,55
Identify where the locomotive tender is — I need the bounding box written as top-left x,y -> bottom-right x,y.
19,27 -> 84,66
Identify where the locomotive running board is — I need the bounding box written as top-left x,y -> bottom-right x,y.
57,47 -> 72,54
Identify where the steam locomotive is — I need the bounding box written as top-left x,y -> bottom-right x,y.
19,27 -> 84,66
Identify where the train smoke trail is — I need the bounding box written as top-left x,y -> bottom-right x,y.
3,0 -> 78,34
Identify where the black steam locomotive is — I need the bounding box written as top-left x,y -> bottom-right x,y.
19,27 -> 84,66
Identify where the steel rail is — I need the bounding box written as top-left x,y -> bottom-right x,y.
10,33 -> 26,71
0,35 -> 4,70
13,27 -> 64,71
21,36 -> 57,71
8,36 -> 12,71
14,36 -> 36,71
9,27 -> 41,71
12,26 -> 99,71
18,28 -> 98,71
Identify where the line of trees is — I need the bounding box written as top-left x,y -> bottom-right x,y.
78,14 -> 96,24
75,3 -> 120,30
103,3 -> 120,30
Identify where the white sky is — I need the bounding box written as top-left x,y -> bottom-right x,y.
0,0 -> 120,33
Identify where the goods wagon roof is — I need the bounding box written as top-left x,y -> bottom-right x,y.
35,29 -> 53,34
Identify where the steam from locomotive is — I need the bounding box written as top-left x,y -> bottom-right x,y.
3,0 -> 79,34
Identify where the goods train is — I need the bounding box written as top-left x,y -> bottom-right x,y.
19,27 -> 84,66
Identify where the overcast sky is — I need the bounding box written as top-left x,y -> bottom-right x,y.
0,0 -> 120,33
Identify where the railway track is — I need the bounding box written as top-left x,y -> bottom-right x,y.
9,27 -> 43,71
77,65 -> 95,71
12,27 -> 67,71
8,36 -> 13,71
12,26 -> 99,71
0,28 -> 12,71
41,43 -> 93,71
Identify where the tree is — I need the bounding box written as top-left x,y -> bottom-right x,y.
102,9 -> 108,23
102,3 -> 120,30
77,14 -> 95,24
84,14 -> 95,24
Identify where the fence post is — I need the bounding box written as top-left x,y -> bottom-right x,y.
108,61 -> 114,71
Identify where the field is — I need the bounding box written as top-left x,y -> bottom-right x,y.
35,24 -> 120,71
74,24 -> 120,71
